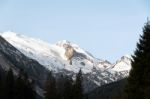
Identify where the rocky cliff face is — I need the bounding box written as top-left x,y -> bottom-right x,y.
56,40 -> 74,60
63,44 -> 74,60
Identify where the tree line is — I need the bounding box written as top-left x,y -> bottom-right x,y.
0,69 -> 36,99
0,68 -> 85,99
44,69 -> 84,99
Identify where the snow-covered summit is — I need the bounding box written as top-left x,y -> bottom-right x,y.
111,55 -> 132,72
56,40 -> 94,60
0,31 -> 133,92
0,32 -> 132,74
0,32 -> 95,73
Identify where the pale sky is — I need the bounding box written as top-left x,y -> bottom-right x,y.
0,0 -> 150,62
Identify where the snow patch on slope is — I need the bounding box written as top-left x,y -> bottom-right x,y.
0,31 -> 132,74
112,55 -> 132,72
0,32 -> 97,73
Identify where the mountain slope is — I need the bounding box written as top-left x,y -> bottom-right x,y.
0,32 -> 96,73
0,35 -> 50,97
86,78 -> 127,99
0,31 -> 132,93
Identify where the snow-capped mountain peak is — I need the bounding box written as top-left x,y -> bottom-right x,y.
0,32 -> 131,73
0,32 -> 96,73
0,31 -> 132,92
56,40 -> 72,46
111,55 -> 132,72
56,40 -> 94,60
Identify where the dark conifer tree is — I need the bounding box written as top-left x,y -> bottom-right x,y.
23,73 -> 36,99
124,21 -> 150,99
15,70 -> 36,99
63,77 -> 73,99
0,71 -> 2,99
56,74 -> 65,99
0,68 -> 35,99
4,69 -> 15,99
73,69 -> 84,99
26,80 -> 36,99
15,74 -> 24,99
44,71 -> 58,99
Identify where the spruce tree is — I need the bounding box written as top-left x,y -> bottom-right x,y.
4,69 -> 15,99
15,75 -> 25,99
63,77 -> 73,99
44,71 -> 58,99
0,71 -> 2,99
15,70 -> 36,99
124,21 -> 150,99
56,74 -> 65,99
73,69 -> 84,99
26,80 -> 36,99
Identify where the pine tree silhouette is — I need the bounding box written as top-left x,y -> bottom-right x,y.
44,71 -> 58,99
15,69 -> 36,99
73,69 -> 84,99
124,20 -> 150,99
4,69 -> 15,99
0,71 -> 2,99
63,77 -> 73,99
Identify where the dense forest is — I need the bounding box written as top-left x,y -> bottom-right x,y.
0,69 -> 36,99
44,69 -> 84,99
0,68 -> 85,99
87,78 -> 127,99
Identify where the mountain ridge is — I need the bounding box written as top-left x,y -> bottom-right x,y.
0,31 -> 131,72
0,31 -> 132,93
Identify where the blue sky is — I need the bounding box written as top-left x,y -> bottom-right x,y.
0,0 -> 150,62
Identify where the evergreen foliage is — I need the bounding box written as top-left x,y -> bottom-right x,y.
15,70 -> 36,99
123,21 -> 150,99
0,68 -> 36,99
0,71 -> 2,99
63,77 -> 73,99
0,68 -> 86,99
4,69 -> 15,99
44,71 -> 58,99
44,70 -> 85,99
86,79 -> 126,99
73,69 -> 84,99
